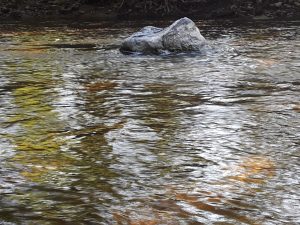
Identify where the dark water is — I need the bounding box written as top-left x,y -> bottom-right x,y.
0,19 -> 299,225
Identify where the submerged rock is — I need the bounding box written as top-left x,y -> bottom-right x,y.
120,17 -> 206,54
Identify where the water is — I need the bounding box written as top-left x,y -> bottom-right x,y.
0,19 -> 299,225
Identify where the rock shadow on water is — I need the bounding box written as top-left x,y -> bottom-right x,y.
44,43 -> 98,50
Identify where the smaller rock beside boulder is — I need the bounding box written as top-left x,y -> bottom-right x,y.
120,17 -> 206,54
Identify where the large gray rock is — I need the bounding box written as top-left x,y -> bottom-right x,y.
120,17 -> 206,54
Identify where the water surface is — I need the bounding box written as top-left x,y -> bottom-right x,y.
0,19 -> 299,225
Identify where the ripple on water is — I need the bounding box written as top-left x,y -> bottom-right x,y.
0,20 -> 299,225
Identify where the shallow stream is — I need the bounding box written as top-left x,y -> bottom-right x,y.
0,19 -> 299,224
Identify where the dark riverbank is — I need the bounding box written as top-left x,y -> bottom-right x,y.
0,0 -> 299,21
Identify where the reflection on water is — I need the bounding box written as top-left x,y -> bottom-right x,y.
0,20 -> 299,225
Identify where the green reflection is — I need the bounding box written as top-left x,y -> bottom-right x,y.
6,59 -> 67,182
1,30 -> 120,224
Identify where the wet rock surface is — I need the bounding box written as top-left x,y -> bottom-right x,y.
120,17 -> 206,54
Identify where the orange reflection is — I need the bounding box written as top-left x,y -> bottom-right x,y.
175,192 -> 259,225
256,58 -> 277,68
113,212 -> 159,225
292,104 -> 300,112
113,209 -> 179,225
228,155 -> 276,185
